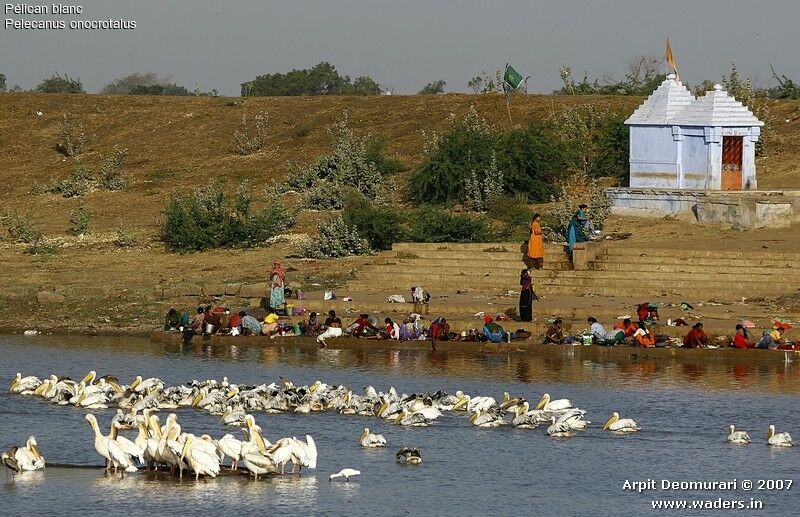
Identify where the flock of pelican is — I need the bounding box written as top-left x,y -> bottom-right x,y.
4,370 -> 795,478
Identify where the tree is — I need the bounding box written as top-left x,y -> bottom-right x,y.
101,72 -> 163,94
242,61 -> 381,96
556,55 -> 664,96
129,83 -> 190,96
467,76 -> 483,93
36,73 -> 84,93
0,73 -> 6,92
769,65 -> 800,100
418,80 -> 446,95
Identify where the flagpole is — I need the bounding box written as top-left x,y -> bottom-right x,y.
503,63 -> 513,126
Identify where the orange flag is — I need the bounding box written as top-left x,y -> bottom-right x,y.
665,37 -> 679,81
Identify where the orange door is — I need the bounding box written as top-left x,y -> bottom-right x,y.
721,136 -> 743,190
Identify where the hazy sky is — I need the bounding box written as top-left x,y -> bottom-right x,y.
2,0 -> 798,95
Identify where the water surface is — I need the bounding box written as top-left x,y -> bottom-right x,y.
1,335 -> 799,516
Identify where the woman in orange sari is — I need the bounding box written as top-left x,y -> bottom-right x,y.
527,213 -> 544,269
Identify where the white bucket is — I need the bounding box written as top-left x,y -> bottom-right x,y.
205,323 -> 215,334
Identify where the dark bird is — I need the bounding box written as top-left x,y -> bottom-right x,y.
395,447 -> 422,464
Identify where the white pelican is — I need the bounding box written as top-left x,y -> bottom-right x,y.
240,425 -> 277,479
512,402 -> 548,429
452,394 -> 496,413
181,435 -> 221,480
85,414 -> 137,474
217,434 -> 244,470
547,417 -> 579,437
13,437 -> 46,471
767,425 -> 793,447
534,393 -> 573,412
329,468 -> 360,482
359,428 -> 386,448
9,373 -> 41,394
130,375 -> 163,393
110,422 -> 145,465
134,417 -> 157,467
603,412 -> 641,433
395,447 -> 422,464
469,409 -> 506,428
727,425 -> 751,444
221,406 -> 247,426
394,411 -> 433,427
268,435 -> 317,475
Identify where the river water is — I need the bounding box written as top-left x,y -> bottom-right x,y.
1,335 -> 799,516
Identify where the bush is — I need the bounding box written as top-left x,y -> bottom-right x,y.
68,204 -> 91,236
98,147 -> 129,191
343,198 -> 406,251
302,181 -> 348,210
130,83 -> 190,96
36,73 -> 84,93
234,111 -> 268,155
284,113 -> 385,206
408,207 -> 490,243
418,80 -> 446,95
301,216 -> 369,258
0,73 -> 6,92
464,151 -> 504,211
486,195 -> 534,241
114,226 -> 136,247
365,136 -> 407,175
545,171 -> 610,242
45,164 -> 92,197
242,61 -> 381,96
410,107 -> 570,205
56,113 -> 86,157
1,209 -> 43,244
161,182 -> 296,253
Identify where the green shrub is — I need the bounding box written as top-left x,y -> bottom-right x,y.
1,209 -> 43,244
365,136 -> 407,175
301,216 -> 369,258
44,165 -> 92,198
98,147 -> 129,191
408,207 -> 490,243
234,111 -> 268,155
495,124 -> 568,201
68,204 -> 91,236
343,198 -> 406,251
161,182 -> 296,253
242,61 -> 381,96
130,83 -> 190,96
56,113 -> 86,157
36,73 -> 84,93
464,151 -> 504,211
0,73 -> 6,92
25,236 -> 57,255
486,195 -> 534,241
114,226 -> 136,247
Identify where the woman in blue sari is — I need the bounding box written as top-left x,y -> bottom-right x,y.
567,204 -> 590,254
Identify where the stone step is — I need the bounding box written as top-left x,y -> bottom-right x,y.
392,242 -> 567,253
370,257 -> 572,270
593,254 -> 797,268
598,247 -> 800,261
589,261 -> 800,276
357,264 -> 794,284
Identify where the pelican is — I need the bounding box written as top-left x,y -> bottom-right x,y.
130,375 -> 163,393
395,447 -> 422,464
603,412 -> 640,433
240,425 -> 277,479
329,468 -> 360,482
12,437 -> 46,471
359,428 -> 386,448
221,406 -> 247,426
534,393 -> 573,412
85,414 -> 137,474
9,373 -> 41,394
512,402 -> 548,429
111,409 -> 137,430
767,425 -> 793,447
452,394 -> 496,413
547,417 -> 579,437
181,435 -> 221,480
727,425 -> 751,444
110,422 -> 145,465
469,409 -> 506,428
217,434 -> 244,470
394,411 -> 433,427
268,435 -> 317,475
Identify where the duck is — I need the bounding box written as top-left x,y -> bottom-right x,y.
395,447 -> 422,464
359,427 -> 386,448
329,468 -> 361,482
603,412 -> 641,433
767,425 -> 793,447
727,425 -> 751,444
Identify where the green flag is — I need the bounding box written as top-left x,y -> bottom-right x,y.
503,64 -> 523,90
